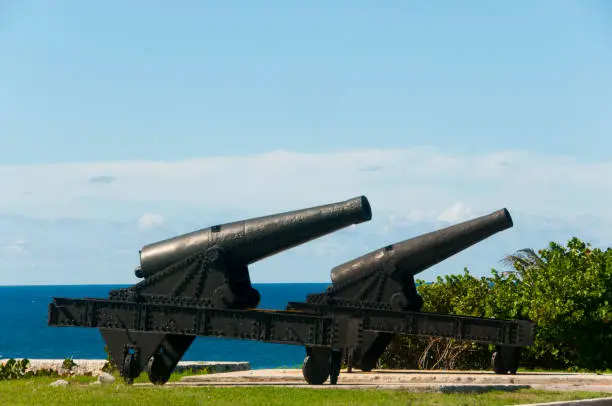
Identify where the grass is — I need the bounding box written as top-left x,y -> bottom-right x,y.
130,367 -> 213,384
0,376 -> 609,406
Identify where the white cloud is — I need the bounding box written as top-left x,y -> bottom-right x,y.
0,147 -> 609,226
0,147 -> 610,285
137,213 -> 165,231
437,202 -> 475,223
0,239 -> 28,258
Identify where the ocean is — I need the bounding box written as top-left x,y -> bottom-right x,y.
0,283 -> 329,369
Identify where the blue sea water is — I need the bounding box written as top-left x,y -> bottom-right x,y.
0,283 -> 329,369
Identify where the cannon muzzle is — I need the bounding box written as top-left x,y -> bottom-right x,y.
138,196 -> 372,278
330,208 -> 513,284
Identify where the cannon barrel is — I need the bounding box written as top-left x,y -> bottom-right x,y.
330,208 -> 513,284
138,196 -> 372,278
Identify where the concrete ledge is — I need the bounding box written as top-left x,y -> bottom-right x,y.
0,359 -> 250,376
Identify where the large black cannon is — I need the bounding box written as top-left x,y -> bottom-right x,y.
49,196 -> 371,384
47,200 -> 534,386
117,195 -> 372,310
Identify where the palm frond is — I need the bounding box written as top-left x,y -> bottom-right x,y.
500,248 -> 546,270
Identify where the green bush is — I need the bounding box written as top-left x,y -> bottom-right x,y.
101,345 -> 118,373
0,359 -> 58,381
62,357 -> 77,371
379,237 -> 612,372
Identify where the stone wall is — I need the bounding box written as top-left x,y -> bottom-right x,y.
0,359 -> 250,376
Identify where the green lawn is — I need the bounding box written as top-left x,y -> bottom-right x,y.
0,376 -> 609,406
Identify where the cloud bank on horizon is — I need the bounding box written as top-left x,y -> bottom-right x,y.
0,147 -> 610,286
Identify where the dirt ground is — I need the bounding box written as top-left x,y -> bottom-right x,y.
176,368 -> 612,393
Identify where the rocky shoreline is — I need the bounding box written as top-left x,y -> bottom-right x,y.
0,359 -> 251,376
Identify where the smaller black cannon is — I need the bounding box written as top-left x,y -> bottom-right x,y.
287,208 -> 532,384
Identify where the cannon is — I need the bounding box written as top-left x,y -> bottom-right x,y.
48,200 -> 534,386
49,196 -> 372,384
114,194 -> 372,310
287,208 -> 530,383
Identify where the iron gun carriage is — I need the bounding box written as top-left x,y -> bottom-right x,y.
47,197 -> 534,385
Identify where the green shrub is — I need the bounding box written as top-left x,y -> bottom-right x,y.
0,359 -> 58,381
62,357 -> 77,371
101,345 -> 117,373
379,237 -> 612,372
507,238 -> 612,370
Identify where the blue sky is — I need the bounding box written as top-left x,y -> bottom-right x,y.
0,1 -> 611,285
